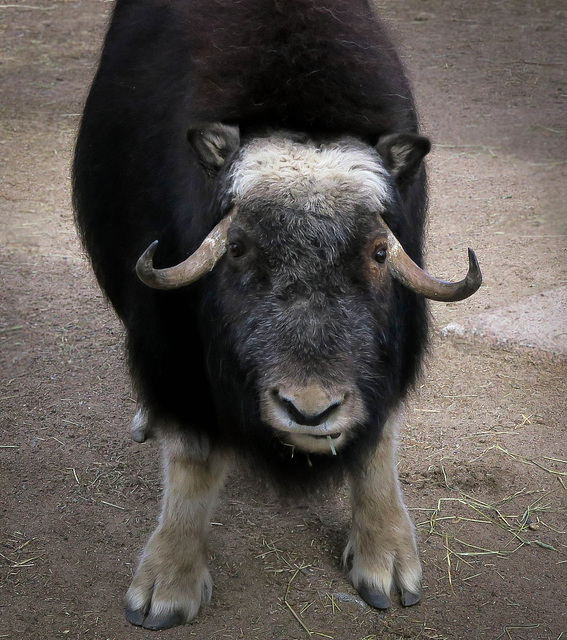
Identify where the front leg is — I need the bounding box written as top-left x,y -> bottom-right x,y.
125,431 -> 228,630
344,411 -> 422,609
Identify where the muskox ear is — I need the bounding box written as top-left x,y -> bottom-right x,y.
376,133 -> 431,183
188,123 -> 240,175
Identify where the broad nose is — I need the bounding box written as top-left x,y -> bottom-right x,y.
272,386 -> 346,427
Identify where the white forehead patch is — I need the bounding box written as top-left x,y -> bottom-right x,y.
229,136 -> 392,214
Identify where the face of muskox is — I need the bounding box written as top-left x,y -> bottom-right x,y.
212,134 -> 398,456
136,127 -> 480,462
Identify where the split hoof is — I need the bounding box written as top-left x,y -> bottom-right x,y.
356,583 -> 422,610
125,606 -> 187,630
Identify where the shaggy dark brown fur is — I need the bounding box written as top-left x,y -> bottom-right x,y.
73,0 -> 430,629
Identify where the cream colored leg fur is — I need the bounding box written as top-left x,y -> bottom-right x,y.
125,432 -> 228,626
344,411 -> 422,602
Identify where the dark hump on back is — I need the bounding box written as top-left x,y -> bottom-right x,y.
178,0 -> 417,136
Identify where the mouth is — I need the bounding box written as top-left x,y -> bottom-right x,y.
312,432 -> 341,439
280,430 -> 347,455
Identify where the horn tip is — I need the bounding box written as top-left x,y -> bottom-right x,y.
136,240 -> 159,282
466,248 -> 482,289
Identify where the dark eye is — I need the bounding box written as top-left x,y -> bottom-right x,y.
228,242 -> 245,258
374,245 -> 387,264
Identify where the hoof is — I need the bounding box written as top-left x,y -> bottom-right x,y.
356,582 -> 392,609
125,607 -> 147,627
401,589 -> 421,607
125,549 -> 212,630
130,428 -> 148,443
125,606 -> 187,630
142,610 -> 187,630
131,407 -> 152,443
355,583 -> 422,609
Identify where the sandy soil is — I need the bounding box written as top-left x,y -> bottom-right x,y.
1,1 -> 566,639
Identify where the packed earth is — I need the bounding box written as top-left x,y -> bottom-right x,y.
1,1 -> 566,639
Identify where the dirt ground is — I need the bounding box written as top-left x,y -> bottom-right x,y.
1,1 -> 566,639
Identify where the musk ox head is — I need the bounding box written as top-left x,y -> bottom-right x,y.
137,125 -> 480,465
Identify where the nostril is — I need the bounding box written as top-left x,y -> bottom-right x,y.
277,395 -> 342,427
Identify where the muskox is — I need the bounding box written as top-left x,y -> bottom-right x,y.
73,0 -> 481,630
